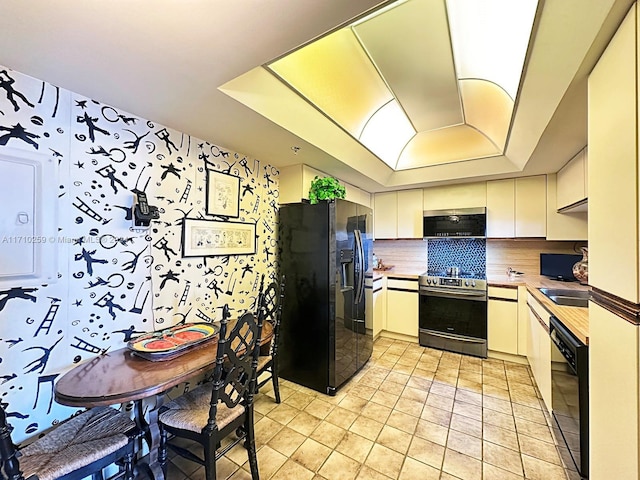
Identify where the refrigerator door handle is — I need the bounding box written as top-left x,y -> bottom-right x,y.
354,229 -> 365,304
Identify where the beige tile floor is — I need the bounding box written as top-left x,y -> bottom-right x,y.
148,337 -> 579,480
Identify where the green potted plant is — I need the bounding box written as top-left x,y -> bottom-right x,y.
308,176 -> 346,204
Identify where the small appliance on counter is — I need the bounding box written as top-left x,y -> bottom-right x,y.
540,253 -> 582,281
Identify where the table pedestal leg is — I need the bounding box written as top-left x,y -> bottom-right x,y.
134,395 -> 165,480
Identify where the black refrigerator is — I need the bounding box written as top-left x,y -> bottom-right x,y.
278,199 -> 373,395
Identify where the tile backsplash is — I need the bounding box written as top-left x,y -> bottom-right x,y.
427,238 -> 486,276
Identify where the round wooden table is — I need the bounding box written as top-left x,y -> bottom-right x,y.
55,321 -> 273,407
54,321 -> 273,480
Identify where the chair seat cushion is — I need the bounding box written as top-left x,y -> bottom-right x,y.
159,384 -> 245,433
257,355 -> 272,372
19,406 -> 135,480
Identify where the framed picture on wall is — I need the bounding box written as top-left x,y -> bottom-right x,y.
206,169 -> 240,217
182,218 -> 256,257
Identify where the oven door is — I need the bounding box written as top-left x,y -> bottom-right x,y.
419,287 -> 487,357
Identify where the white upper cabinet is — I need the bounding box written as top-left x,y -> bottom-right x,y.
515,176 -> 546,237
374,191 -> 398,239
423,182 -> 486,210
397,189 -> 424,238
486,176 -> 546,238
557,147 -> 588,211
546,174 -> 588,241
486,179 -> 515,237
373,189 -> 423,239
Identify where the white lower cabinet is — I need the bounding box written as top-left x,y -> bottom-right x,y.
385,278 -> 419,337
526,294 -> 552,412
487,286 -> 519,355
370,277 -> 386,338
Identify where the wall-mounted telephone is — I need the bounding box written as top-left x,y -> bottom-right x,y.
133,192 -> 159,227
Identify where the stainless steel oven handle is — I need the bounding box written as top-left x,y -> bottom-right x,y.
422,330 -> 487,344
419,287 -> 486,300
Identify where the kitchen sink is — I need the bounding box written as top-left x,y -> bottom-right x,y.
538,288 -> 590,307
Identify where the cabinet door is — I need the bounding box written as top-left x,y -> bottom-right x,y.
588,3 -> 639,303
423,182 -> 487,210
365,285 -> 373,331
386,289 -> 418,337
486,179 -> 515,238
527,305 -> 537,371
488,299 -> 518,355
515,176 -> 546,237
527,305 -> 552,412
537,328 -> 552,412
396,189 -> 423,239
546,174 -> 588,241
374,192 -> 398,239
372,287 -> 385,338
556,148 -> 587,209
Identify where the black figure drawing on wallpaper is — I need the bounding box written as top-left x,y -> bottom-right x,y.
154,237 -> 178,262
23,337 -> 63,374
0,70 -> 34,111
77,111 -> 110,142
75,248 -> 108,276
94,292 -> 125,320
0,288 -> 38,312
2,399 -> 29,420
113,325 -> 146,342
101,106 -> 137,126
155,128 -> 178,154
123,129 -> 149,154
159,270 -> 180,290
122,247 -> 147,273
160,162 -> 181,181
242,183 -> 255,199
0,123 -> 40,149
96,164 -> 127,194
4,339 -> 23,349
239,158 -> 253,177
1,373 -> 18,385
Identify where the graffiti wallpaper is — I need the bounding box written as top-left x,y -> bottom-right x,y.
0,65 -> 279,443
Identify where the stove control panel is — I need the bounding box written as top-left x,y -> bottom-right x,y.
419,274 -> 486,292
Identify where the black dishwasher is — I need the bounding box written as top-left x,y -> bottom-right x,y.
550,316 -> 589,478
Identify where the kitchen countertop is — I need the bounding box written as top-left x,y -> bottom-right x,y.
372,268 -> 422,280
488,274 -> 589,345
370,268 -> 589,345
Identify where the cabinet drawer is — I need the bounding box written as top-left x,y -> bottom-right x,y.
387,278 -> 419,291
488,286 -> 518,301
527,292 -> 550,328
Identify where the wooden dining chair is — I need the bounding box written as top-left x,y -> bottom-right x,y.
158,307 -> 265,480
256,275 -> 285,403
0,403 -> 138,480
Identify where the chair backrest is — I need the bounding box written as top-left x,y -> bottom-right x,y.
0,404 -> 25,480
206,307 -> 264,431
266,275 -> 285,358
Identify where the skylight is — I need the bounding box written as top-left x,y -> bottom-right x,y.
266,0 -> 538,171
